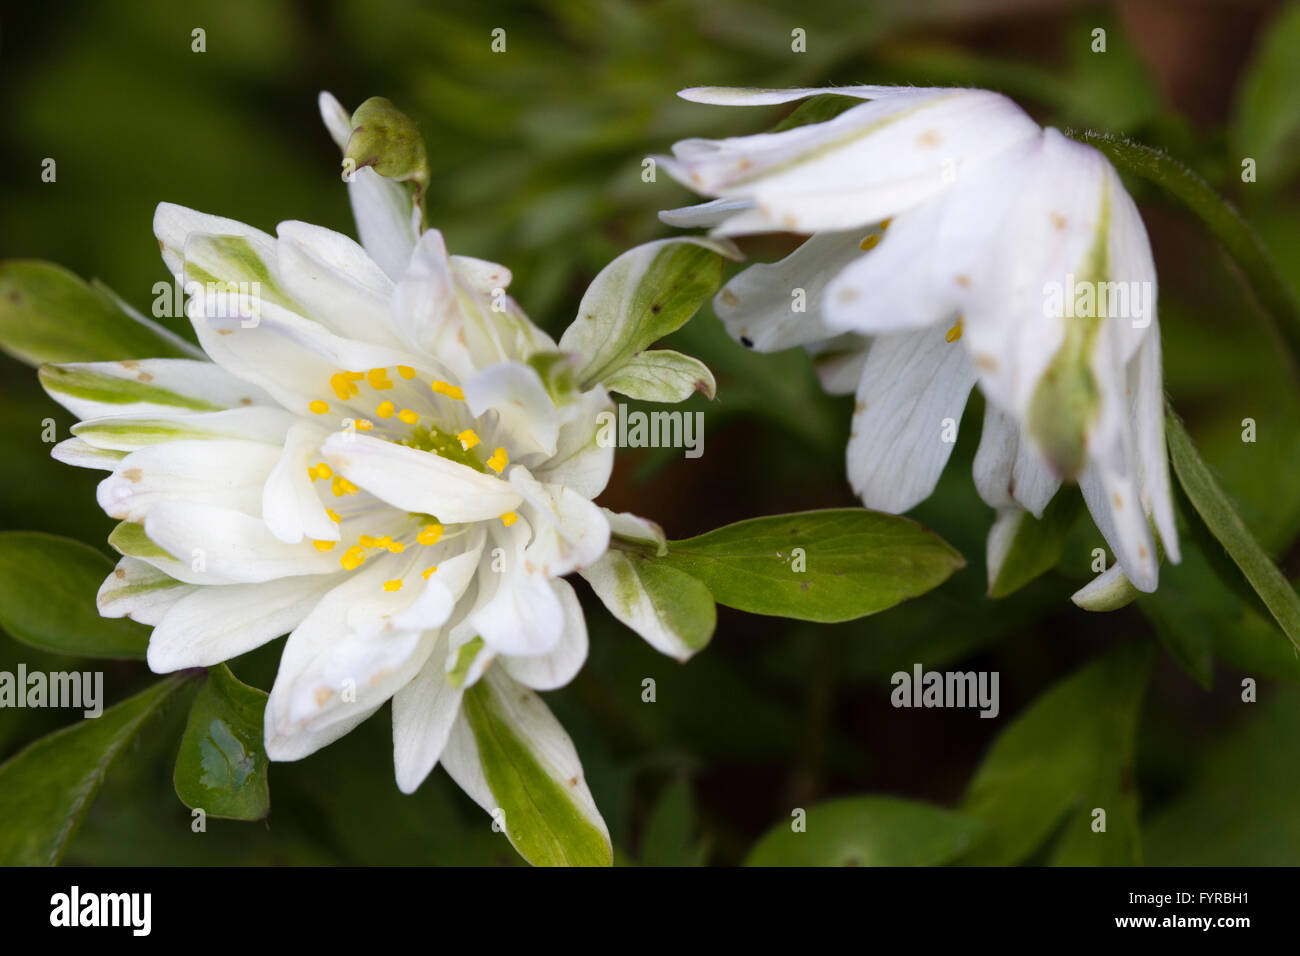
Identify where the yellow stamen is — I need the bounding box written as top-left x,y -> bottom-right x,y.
355,419 -> 374,431
458,429 -> 480,450
859,234 -> 880,251
313,462 -> 332,480
500,511 -> 518,527
358,534 -> 377,548
417,523 -> 444,546
329,373 -> 359,400
366,367 -> 393,390
945,318 -> 964,343
377,535 -> 393,549
340,545 -> 366,570
313,539 -> 336,552
331,475 -> 358,497
486,447 -> 508,474
397,365 -> 416,379
308,400 -> 330,415
421,566 -> 438,580
880,218 -> 893,231
431,381 -> 464,400
376,400 -> 396,419
383,579 -> 403,592
388,541 -> 405,553
326,509 -> 341,523
397,408 -> 419,425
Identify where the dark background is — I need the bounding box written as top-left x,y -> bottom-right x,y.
1,0 -> 1298,864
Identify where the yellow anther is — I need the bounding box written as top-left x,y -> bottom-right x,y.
397,408 -> 419,425
377,535 -> 393,549
308,400 -> 330,415
383,579 -> 403,592
945,318 -> 964,343
343,370 -> 364,381
313,462 -> 333,480
326,508 -> 341,523
458,429 -> 480,450
880,218 -> 893,231
340,546 -> 366,570
397,365 -> 416,379
860,234 -> 880,251
358,534 -> 377,548
355,419 -> 374,431
421,566 -> 438,580
331,475 -> 358,497
388,541 -> 405,554
329,373 -> 359,400
500,511 -> 518,527
313,539 -> 336,552
417,523 -> 444,546
376,401 -> 396,419
486,447 -> 508,474
431,381 -> 465,400
366,367 -> 393,390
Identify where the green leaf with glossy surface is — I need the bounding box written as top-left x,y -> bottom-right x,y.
1233,2 -> 1300,190
0,261 -> 197,366
1167,404 -> 1300,653
174,664 -> 270,821
656,509 -> 965,623
559,238 -> 735,388
0,675 -> 193,865
0,532 -> 150,659
958,643 -> 1151,866
746,796 -> 986,866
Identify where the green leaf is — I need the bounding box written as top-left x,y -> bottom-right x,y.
581,550 -> 716,661
0,531 -> 151,659
958,643 -> 1151,865
559,238 -> 736,388
987,489 -> 1085,598
173,664 -> 270,821
1166,403 -> 1300,653
0,261 -> 198,367
745,796 -> 986,866
0,675 -> 193,865
1233,2 -> 1300,190
461,670 -> 612,867
639,776 -> 708,866
603,348 -> 716,402
655,509 -> 965,623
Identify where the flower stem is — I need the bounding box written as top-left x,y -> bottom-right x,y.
1069,129 -> 1300,367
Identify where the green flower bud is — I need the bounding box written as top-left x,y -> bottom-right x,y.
344,97 -> 430,207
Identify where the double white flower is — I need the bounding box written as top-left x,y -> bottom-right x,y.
659,85 -> 1179,595
40,93 -> 695,862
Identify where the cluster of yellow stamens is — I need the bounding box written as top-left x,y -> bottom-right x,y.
306,366 -> 517,591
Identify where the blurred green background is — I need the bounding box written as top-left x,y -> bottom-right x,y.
1,0 -> 1299,865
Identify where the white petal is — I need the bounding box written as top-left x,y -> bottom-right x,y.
508,466 -> 611,577
392,634 -> 465,794
984,508 -> 1024,593
146,574 -> 334,672
1130,327 -> 1179,562
846,326 -> 977,512
154,202 -> 270,280
463,362 -> 560,458
467,519 -> 565,656
532,386 -> 615,499
450,255 -> 512,294
96,557 -> 195,626
262,422 -> 337,544
96,439 -> 280,523
500,579 -> 588,690
676,85 -> 910,106
717,230 -> 868,351
347,166 -> 421,282
321,431 -> 521,523
808,338 -> 870,396
658,198 -> 755,229
318,91 -> 352,151
40,359 -> 275,422
51,437 -> 124,470
73,406 -> 297,452
1079,454 -> 1158,592
972,403 -> 1060,517
143,500 -> 340,583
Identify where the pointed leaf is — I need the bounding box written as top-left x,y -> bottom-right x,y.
0,676 -> 193,864
603,349 -> 716,402
581,550 -> 716,661
988,489 -> 1085,598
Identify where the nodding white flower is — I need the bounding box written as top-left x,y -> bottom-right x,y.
660,86 -> 1178,594
41,92 -> 691,863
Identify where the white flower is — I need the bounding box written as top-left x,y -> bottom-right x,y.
41,92 -> 693,864
659,86 -> 1178,594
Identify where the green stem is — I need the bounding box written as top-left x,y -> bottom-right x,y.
1069,130 -> 1300,367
